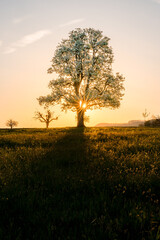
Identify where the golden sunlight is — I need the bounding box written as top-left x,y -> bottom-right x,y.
79,100 -> 82,108
82,103 -> 87,109
79,100 -> 87,109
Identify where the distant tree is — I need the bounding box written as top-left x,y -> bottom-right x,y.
142,109 -> 150,122
34,109 -> 58,128
38,28 -> 125,127
145,117 -> 160,127
6,119 -> 18,130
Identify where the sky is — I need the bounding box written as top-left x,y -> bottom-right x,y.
0,0 -> 160,128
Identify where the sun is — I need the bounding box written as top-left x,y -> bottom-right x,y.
82,103 -> 86,109
79,100 -> 87,110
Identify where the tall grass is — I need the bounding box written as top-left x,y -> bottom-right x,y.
0,127 -> 160,239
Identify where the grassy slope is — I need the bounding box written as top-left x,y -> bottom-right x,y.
0,127 -> 160,240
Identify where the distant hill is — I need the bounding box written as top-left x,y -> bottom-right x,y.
95,120 -> 144,127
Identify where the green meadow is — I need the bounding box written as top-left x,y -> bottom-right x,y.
0,127 -> 160,240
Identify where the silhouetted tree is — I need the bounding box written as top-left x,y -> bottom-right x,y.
6,119 -> 18,129
34,109 -> 58,128
142,109 -> 150,122
38,28 -> 125,127
145,117 -> 160,127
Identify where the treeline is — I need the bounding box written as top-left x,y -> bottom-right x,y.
144,117 -> 160,127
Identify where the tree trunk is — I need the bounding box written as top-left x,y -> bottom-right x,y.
77,110 -> 85,127
46,122 -> 49,129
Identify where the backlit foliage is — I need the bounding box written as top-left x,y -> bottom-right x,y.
38,28 -> 124,118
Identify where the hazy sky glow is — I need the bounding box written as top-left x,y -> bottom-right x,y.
0,0 -> 160,128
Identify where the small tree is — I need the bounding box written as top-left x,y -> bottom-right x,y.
142,109 -> 150,122
34,109 -> 58,128
38,28 -> 125,127
6,119 -> 18,129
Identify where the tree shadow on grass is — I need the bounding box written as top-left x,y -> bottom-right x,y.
0,127 -> 96,240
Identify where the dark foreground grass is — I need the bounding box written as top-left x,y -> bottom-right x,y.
0,127 -> 160,240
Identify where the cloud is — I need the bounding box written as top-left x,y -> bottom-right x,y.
152,0 -> 160,3
13,15 -> 31,24
3,47 -> 16,54
3,30 -> 51,54
14,30 -> 51,47
59,18 -> 85,28
13,18 -> 25,24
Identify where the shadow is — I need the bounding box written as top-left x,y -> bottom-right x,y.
0,127 -> 91,240
1,127 -> 159,240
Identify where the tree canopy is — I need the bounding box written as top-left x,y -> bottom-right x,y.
38,28 -> 125,127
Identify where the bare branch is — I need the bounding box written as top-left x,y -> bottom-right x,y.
34,110 -> 58,128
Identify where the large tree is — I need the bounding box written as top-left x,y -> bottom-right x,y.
38,28 -> 125,127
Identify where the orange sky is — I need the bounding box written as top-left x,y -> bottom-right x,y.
0,0 -> 160,128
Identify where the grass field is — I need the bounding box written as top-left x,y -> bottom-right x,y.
0,127 -> 160,240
